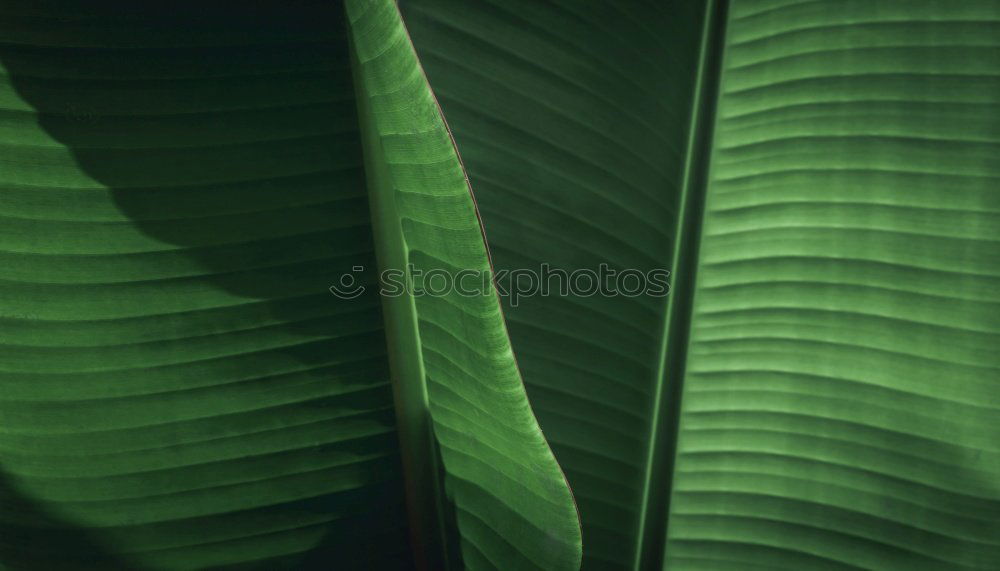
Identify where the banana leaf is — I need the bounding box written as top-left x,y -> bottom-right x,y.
2,0 -> 999,570
404,0 -> 1000,569
0,1 -> 578,569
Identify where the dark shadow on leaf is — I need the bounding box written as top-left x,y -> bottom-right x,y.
0,1 -> 411,569
0,468 -> 134,570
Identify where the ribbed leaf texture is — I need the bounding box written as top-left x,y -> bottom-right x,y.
2,0 -> 999,570
0,1 -> 583,569
405,0 -> 1000,569
0,3 -> 412,569
401,1 -> 706,567
667,1 -> 1000,569
347,1 -> 582,568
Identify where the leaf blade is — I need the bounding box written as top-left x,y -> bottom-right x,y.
667,1 -> 1000,569
347,1 -> 583,568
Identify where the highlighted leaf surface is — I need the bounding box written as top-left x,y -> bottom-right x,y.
348,1 -> 582,569
667,1 -> 1000,569
0,1 -> 581,569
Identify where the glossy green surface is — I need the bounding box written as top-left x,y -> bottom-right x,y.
1,1 -> 998,569
0,1 -> 582,569
668,1 -> 1000,569
0,3 -> 411,569
348,1 -> 582,568
401,2 -> 708,567
406,0 -> 1000,569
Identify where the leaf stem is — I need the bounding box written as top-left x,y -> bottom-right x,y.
348,26 -> 448,571
633,0 -> 730,568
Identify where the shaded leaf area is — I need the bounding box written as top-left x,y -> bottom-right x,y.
400,1 -> 708,568
668,1 -> 1000,569
0,468 -> 131,569
0,2 -> 410,569
348,1 -> 582,569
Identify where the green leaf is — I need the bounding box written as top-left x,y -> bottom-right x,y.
667,1 -> 1000,569
406,0 -> 1000,569
2,0 -> 999,570
0,4 -> 411,569
0,1 -> 581,569
400,0 -> 720,567
347,1 -> 582,568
